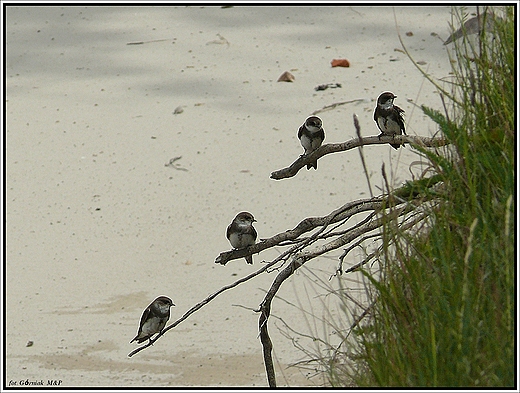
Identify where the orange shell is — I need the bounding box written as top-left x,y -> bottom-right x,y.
331,59 -> 350,67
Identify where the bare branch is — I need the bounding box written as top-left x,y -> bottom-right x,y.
259,256 -> 304,387
332,232 -> 382,278
255,187 -> 438,385
130,223 -> 324,357
256,203 -> 412,385
128,260 -> 279,357
215,197 -> 387,266
216,172 -> 442,267
131,178 -> 440,363
270,134 -> 448,180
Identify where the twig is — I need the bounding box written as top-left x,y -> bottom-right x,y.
354,113 -> 374,198
126,38 -> 172,45
128,259 -> 281,357
165,156 -> 188,171
343,250 -> 380,274
330,300 -> 376,365
342,211 -> 429,275
270,134 -> 449,180
332,232 -> 381,278
311,98 -> 366,115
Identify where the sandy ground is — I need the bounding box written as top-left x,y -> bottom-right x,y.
5,4 -> 457,389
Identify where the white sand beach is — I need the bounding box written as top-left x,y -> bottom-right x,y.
5,4 -> 457,388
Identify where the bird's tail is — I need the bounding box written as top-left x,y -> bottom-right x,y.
306,160 -> 318,170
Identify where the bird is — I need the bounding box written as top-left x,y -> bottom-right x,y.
298,116 -> 325,170
444,11 -> 498,45
373,91 -> 406,150
130,296 -> 174,344
226,211 -> 257,264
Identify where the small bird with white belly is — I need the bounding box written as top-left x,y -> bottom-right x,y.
130,296 -> 174,345
298,116 -> 325,170
226,211 -> 257,264
373,91 -> 406,150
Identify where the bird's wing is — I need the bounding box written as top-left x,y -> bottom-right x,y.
297,124 -> 304,139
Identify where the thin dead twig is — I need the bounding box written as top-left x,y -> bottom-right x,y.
311,98 -> 367,115
126,38 -> 172,45
128,258 -> 280,357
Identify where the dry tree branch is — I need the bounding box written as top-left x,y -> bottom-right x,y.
256,196 -> 426,386
259,256 -> 304,387
126,38 -> 172,45
127,237 -> 310,358
341,211 -> 430,276
215,197 -> 389,266
130,204 -> 357,357
127,258 -> 282,358
130,136 -> 443,388
130,172 -> 441,360
270,134 -> 448,180
254,162 -> 444,384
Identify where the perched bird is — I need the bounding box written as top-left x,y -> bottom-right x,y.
298,116 -> 325,170
444,11 -> 498,45
226,211 -> 257,264
130,296 -> 174,344
373,91 -> 406,150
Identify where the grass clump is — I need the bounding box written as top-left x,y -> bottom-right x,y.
328,6 -> 514,387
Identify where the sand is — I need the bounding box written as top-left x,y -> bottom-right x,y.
5,4 -> 457,388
